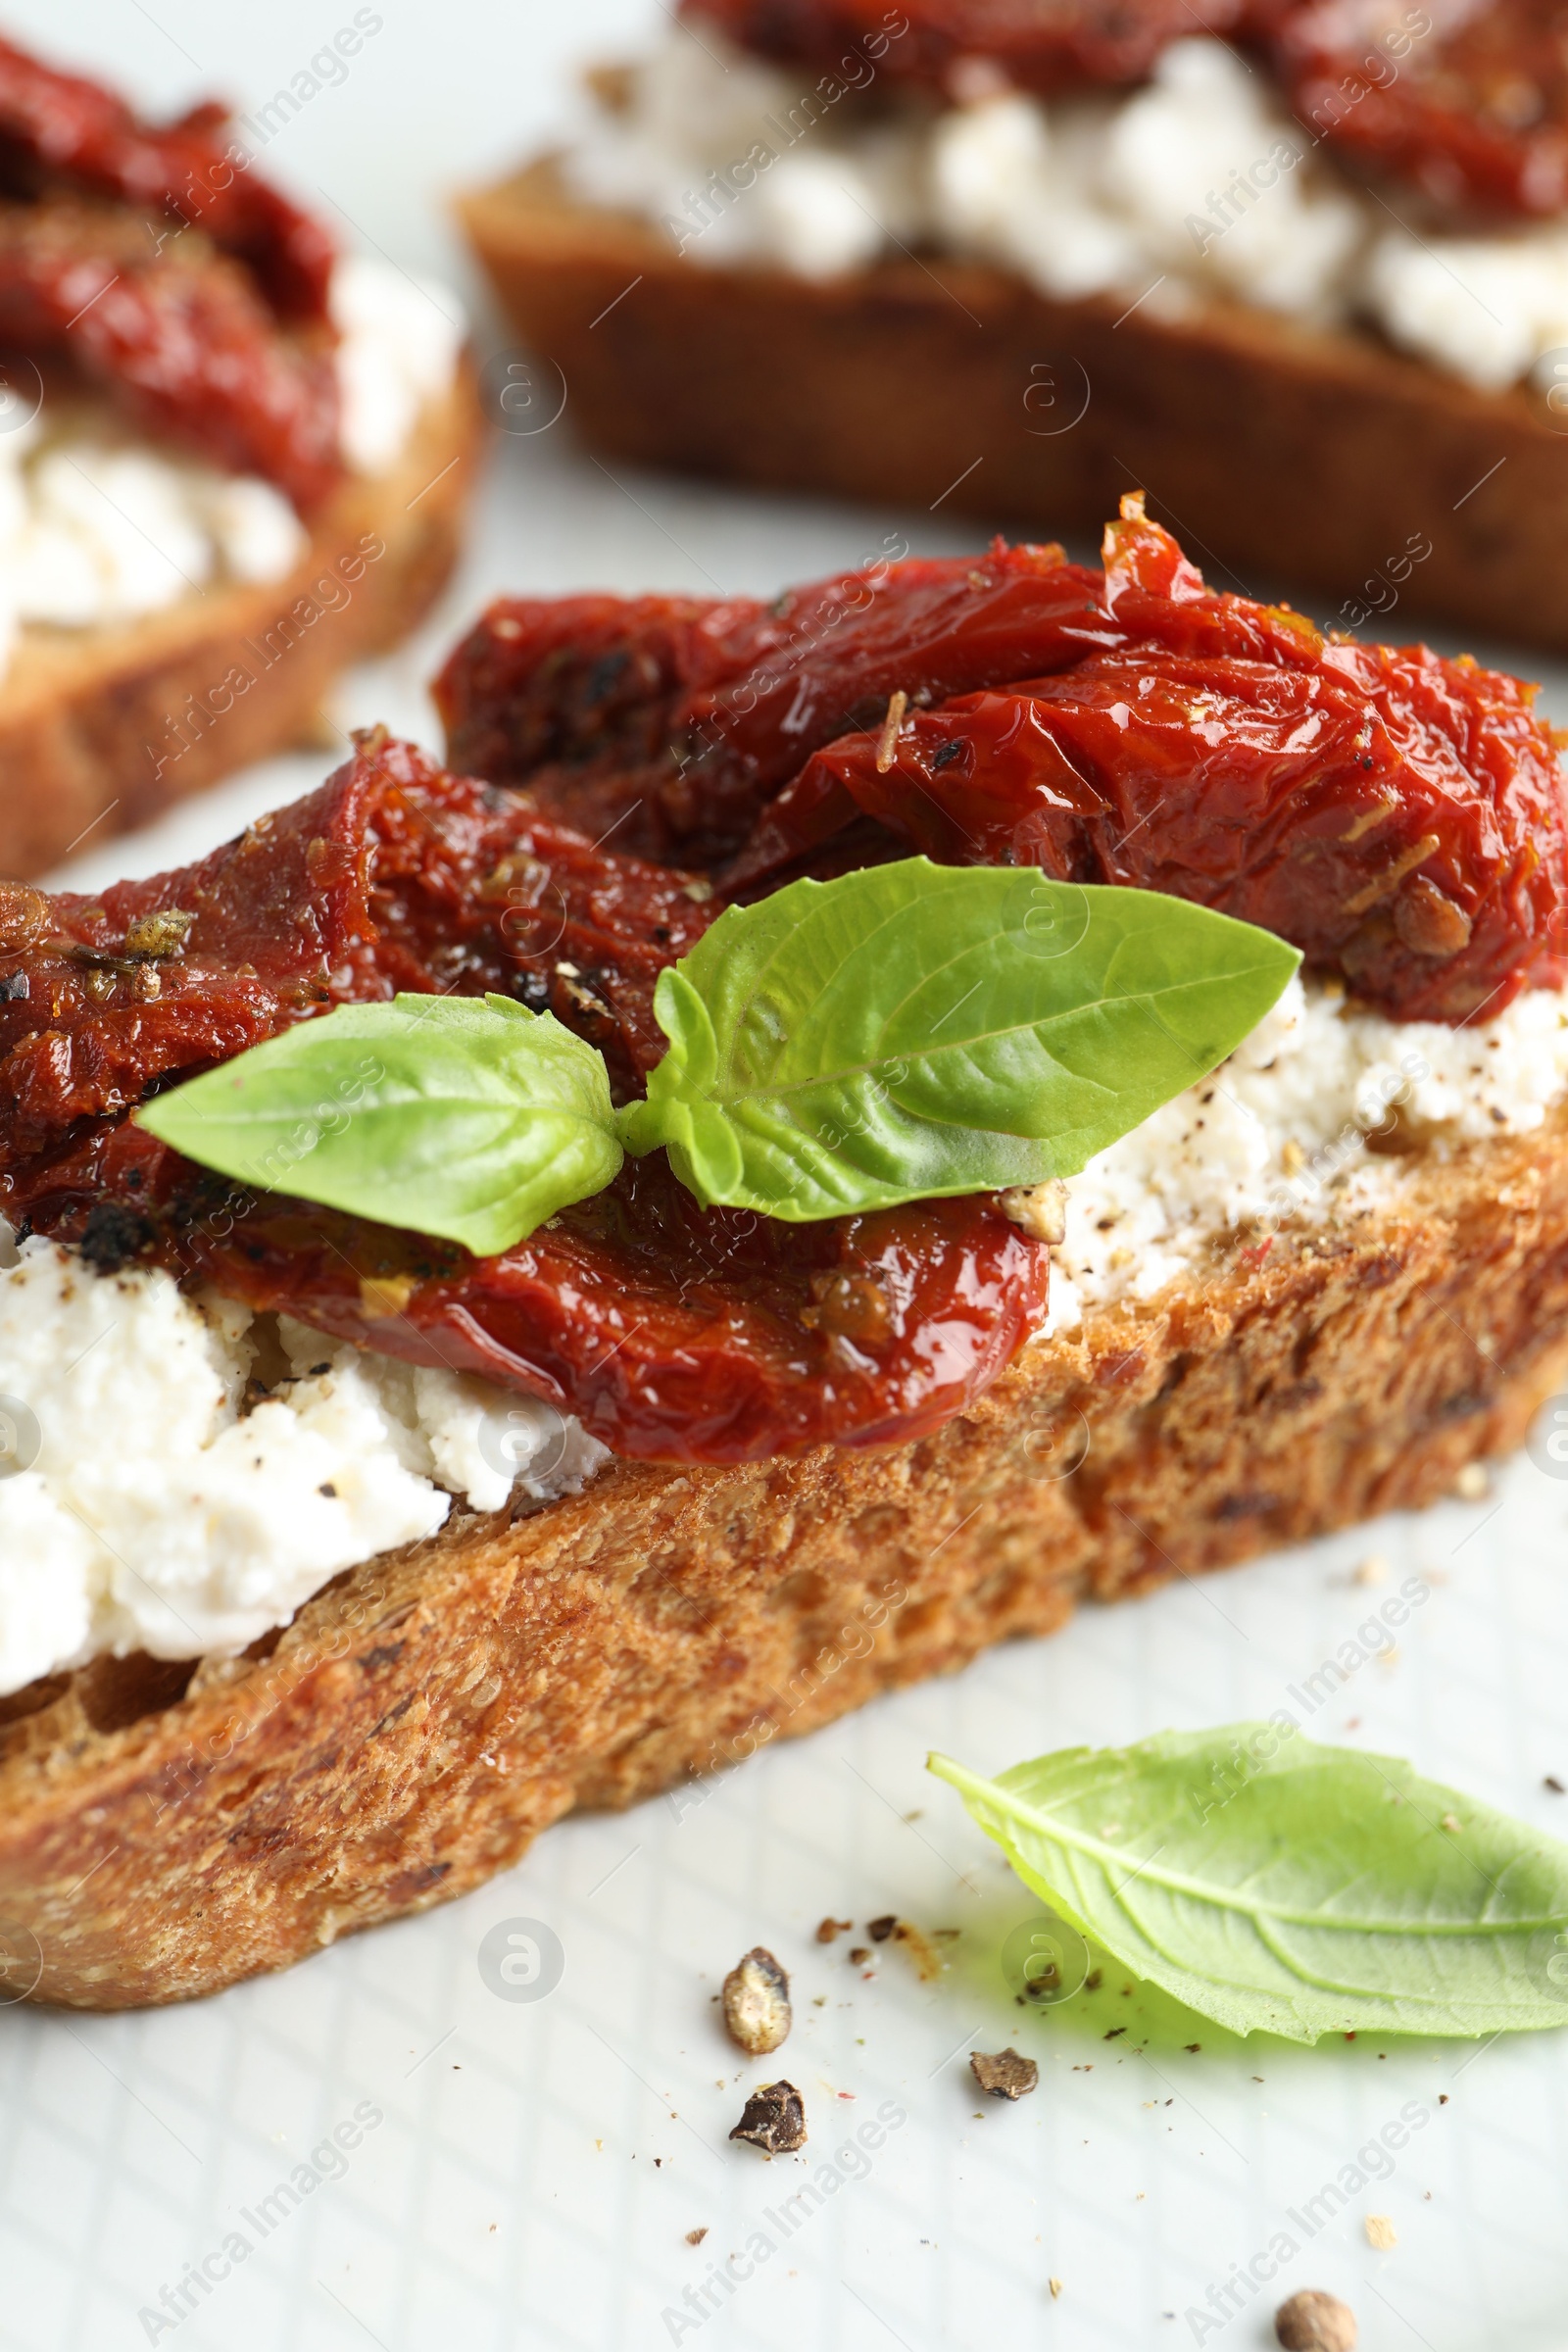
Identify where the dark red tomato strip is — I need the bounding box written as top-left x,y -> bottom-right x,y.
21,1122 -> 1044,1464
0,733 -> 1049,1465
433,589 -> 773,778
0,201 -> 341,508
0,31 -> 335,318
1261,0 -> 1568,220
437,523 -> 1326,867
774,647 -> 1568,1022
681,0 -> 1249,96
433,586 -> 777,860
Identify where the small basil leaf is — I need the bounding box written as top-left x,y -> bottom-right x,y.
135,994 -> 622,1256
617,860 -> 1299,1219
930,1728 -> 1568,2043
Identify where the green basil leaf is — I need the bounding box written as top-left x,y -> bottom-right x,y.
617,860 -> 1299,1219
930,1729 -> 1568,2042
135,994 -> 622,1257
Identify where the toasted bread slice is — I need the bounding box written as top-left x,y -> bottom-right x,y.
0,368 -> 482,880
459,160 -> 1568,654
3,1106 -> 1565,2007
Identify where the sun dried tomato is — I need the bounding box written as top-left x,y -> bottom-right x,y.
1261,0 -> 1568,220
702,501 -> 1568,1022
681,0 -> 1248,95
0,734 -> 715,1174
0,199 -> 340,508
18,1121 -> 1044,1462
433,587 -> 776,858
440,520 -> 1341,870
772,645 -> 1567,1021
0,34 -> 342,501
0,32 -> 334,318
0,733 -> 1048,1464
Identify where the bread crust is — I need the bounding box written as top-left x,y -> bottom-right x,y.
1,367 -> 483,880
460,160 -> 1568,652
4,1111 -> 1566,2007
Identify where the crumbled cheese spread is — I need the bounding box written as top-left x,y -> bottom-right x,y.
564,29 -> 1568,392
331,253 -> 466,475
3,975 -> 1564,1695
0,423 -> 307,657
1048,975 -> 1568,1334
0,256 -> 465,677
0,1233 -> 606,1697
1365,228 -> 1568,398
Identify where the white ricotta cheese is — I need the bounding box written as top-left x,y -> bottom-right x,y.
0,1235 -> 607,1697
0,422 -> 306,636
567,27 -> 1568,391
331,254 -> 466,475
931,44 -> 1363,318
1047,975 -> 1568,1335
563,28 -> 928,279
0,255 -> 465,677
1366,225 -> 1568,394
4,974 -> 1564,1696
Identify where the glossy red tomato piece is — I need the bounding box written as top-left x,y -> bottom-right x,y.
0,33 -> 340,498
0,734 -> 1050,1465
709,500 -> 1568,1022
0,732 -> 718,1173
681,0 -> 1248,95
439,521 -> 1325,867
433,587 -> 778,859
0,31 -> 335,318
776,644 -> 1568,1021
24,1124 -> 1044,1463
0,201 -> 340,508
1261,0 -> 1568,220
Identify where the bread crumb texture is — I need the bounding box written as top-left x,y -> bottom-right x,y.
3,1095 -> 1568,2004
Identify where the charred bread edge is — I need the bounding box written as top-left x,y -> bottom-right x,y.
3,1106 -> 1565,2007
460,159 -> 1568,655
2,363 -> 483,882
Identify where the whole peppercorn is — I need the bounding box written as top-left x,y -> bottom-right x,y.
970,2048 -> 1039,2100
1275,2289 -> 1357,2352
721,1946 -> 792,2055
729,2079 -> 806,2155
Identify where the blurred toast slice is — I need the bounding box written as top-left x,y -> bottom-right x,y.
2,365 -> 481,879
3,1102 -> 1566,2006
460,157 -> 1568,653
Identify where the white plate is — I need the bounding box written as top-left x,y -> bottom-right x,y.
4,7 -> 1568,2347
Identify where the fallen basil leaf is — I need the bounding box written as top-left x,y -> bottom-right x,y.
618,861 -> 1299,1218
136,994 -> 622,1256
930,1728 -> 1568,2042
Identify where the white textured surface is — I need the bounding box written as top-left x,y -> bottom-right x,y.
3,5 -> 1568,2349
5,1460 -> 1568,2352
